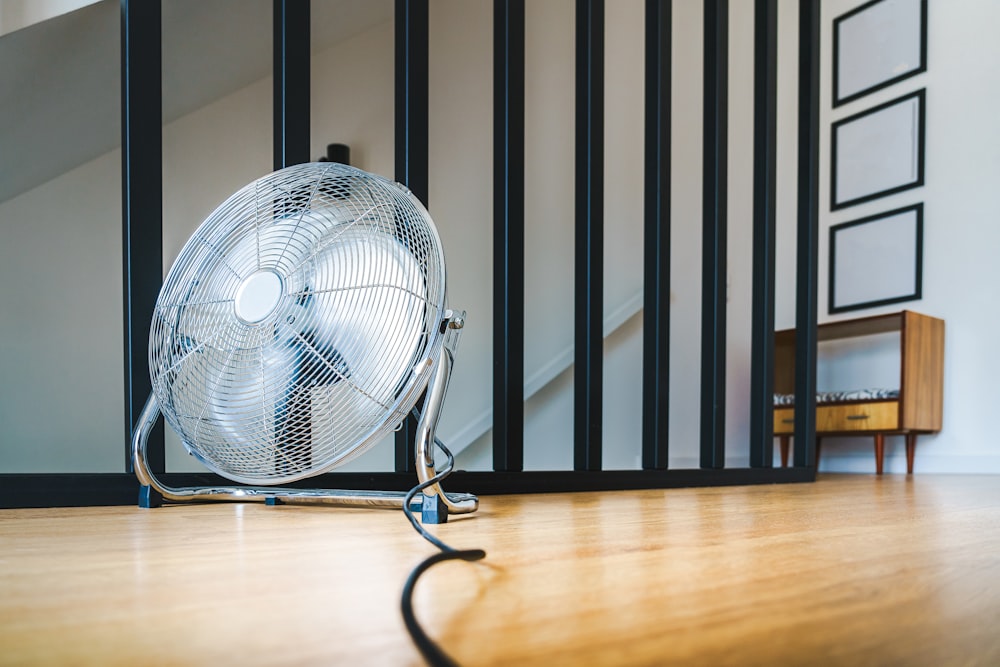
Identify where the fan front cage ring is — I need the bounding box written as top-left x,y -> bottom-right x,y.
149,162 -> 448,485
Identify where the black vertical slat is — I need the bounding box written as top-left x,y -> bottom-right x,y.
642,0 -> 671,470
574,0 -> 604,472
749,0 -> 778,468
394,0 -> 429,473
121,0 -> 163,473
795,0 -> 820,468
493,0 -> 526,472
273,0 -> 311,170
272,0 -> 311,472
394,0 -> 430,205
700,0 -> 727,469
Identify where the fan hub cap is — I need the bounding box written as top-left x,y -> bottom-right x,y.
234,270 -> 284,324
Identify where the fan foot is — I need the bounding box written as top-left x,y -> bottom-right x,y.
420,493 -> 449,524
138,485 -> 163,509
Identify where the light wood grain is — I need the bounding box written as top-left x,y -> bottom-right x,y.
775,401 -> 899,434
2,474 -> 999,666
902,311 -> 945,431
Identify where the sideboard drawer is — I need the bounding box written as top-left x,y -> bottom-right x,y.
774,400 -> 900,434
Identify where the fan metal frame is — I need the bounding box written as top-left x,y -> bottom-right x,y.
131,163 -> 477,523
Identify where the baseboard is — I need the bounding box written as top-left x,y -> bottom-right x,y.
819,453 -> 1000,475
0,467 -> 817,509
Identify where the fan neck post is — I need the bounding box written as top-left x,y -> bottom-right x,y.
414,311 -> 469,524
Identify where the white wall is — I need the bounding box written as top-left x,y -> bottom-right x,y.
3,0 -> 999,475
0,149 -> 123,472
813,0 -> 1000,473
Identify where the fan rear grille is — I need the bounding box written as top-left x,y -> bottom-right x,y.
149,163 -> 447,484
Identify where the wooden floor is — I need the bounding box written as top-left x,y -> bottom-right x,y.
2,474 -> 999,666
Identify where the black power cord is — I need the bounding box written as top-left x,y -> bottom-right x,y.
400,418 -> 486,667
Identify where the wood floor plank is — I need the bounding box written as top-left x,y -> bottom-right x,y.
1,474 -> 999,666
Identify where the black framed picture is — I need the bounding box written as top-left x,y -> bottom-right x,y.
833,0 -> 927,107
831,89 -> 925,211
829,203 -> 923,314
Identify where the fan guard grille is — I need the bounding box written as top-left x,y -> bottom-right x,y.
149,163 -> 447,484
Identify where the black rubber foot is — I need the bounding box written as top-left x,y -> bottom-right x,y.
420,493 -> 449,524
138,485 -> 163,509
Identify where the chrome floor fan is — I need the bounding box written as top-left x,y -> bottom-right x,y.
132,162 -> 476,523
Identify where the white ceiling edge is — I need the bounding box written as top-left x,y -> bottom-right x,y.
0,0 -> 101,37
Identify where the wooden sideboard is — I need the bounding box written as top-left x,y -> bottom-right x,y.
774,310 -> 945,474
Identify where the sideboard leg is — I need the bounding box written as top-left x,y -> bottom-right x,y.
874,433 -> 885,474
905,433 -> 917,474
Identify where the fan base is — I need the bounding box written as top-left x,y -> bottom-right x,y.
132,312 -> 476,524
134,477 -> 477,518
